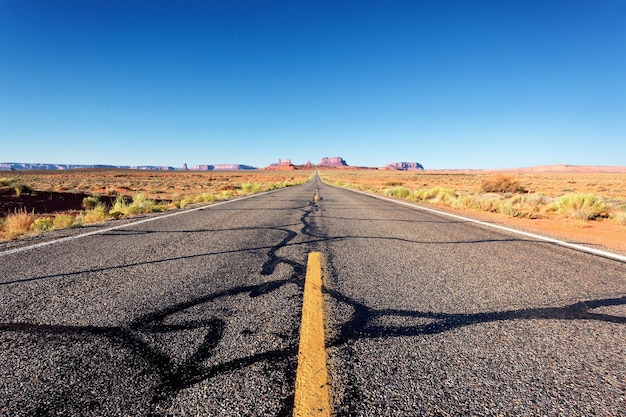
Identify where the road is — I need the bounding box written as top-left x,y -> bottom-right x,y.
1,174 -> 625,416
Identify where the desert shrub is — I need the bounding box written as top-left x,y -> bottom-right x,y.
179,197 -> 194,208
477,196 -> 500,212
82,196 -> 100,209
110,195 -> 130,218
127,193 -> 156,214
450,194 -> 478,210
193,192 -> 216,203
0,178 -> 34,197
32,217 -> 54,232
82,203 -> 109,223
525,193 -> 550,207
481,174 -> 526,193
450,194 -> 498,212
497,194 -> 539,218
432,188 -> 457,205
241,182 -> 263,194
384,187 -> 411,199
551,193 -> 607,220
612,210 -> 626,225
218,190 -> 235,199
413,187 -> 456,203
53,214 -> 76,229
384,181 -> 404,186
109,193 -> 160,217
2,208 -> 36,239
201,192 -> 216,202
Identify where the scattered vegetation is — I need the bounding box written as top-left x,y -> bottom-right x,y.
81,196 -> 100,210
548,193 -> 607,220
1,208 -> 36,240
80,202 -> 110,223
613,210 -> 626,225
320,170 -> 626,227
384,187 -> 411,199
481,174 -> 527,193
0,170 -> 313,241
0,178 -> 34,197
53,214 -> 76,230
31,217 -> 54,232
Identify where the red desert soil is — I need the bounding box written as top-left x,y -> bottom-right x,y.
2,168 -> 624,255
0,190 -> 117,216
4,189 -> 623,254
438,205 -> 626,254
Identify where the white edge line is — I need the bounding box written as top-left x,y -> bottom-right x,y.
0,190 -> 275,257
328,184 -> 626,263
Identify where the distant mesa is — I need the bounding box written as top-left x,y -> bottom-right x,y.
263,156 -> 350,170
263,158 -> 297,170
0,162 -> 258,171
0,162 -> 177,171
317,157 -> 348,168
385,162 -> 424,171
189,164 -> 257,171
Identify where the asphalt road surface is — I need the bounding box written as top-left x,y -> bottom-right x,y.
1,174 -> 625,416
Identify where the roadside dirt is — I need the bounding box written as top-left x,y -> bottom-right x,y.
0,190 -> 95,216
439,205 -> 626,255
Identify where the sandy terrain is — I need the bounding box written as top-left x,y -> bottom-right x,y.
319,167 -> 626,255
2,167 -> 624,254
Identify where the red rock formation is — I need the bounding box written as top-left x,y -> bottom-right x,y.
262,158 -> 297,170
317,157 -> 348,167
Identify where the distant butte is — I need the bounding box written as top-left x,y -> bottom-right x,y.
317,157 -> 348,168
263,157 -> 350,170
262,157 -> 428,170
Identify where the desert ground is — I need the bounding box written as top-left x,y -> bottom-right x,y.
1,168 -> 625,253
318,168 -> 626,253
0,169 -> 314,240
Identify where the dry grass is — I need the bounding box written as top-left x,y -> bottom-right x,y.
481,174 -> 526,193
0,178 -> 34,197
0,208 -> 36,240
0,169 -> 315,241
3,169 -> 314,202
319,169 -> 626,225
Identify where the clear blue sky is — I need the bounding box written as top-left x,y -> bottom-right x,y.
1,0 -> 625,169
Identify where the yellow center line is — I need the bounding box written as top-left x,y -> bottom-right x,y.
293,252 -> 331,417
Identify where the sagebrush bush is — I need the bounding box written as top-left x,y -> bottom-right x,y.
384,187 -> 411,199
0,178 -> 34,197
127,193 -> 156,214
241,182 -> 263,194
82,196 -> 100,209
110,195 -> 130,218
179,197 -> 194,208
53,214 -> 76,229
481,174 -> 526,193
109,193 -> 160,217
2,208 -> 36,239
414,187 -> 456,203
551,193 -> 607,220
32,217 -> 54,232
82,203 -> 109,223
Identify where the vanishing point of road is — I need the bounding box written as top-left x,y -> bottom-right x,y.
1,174 -> 625,416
